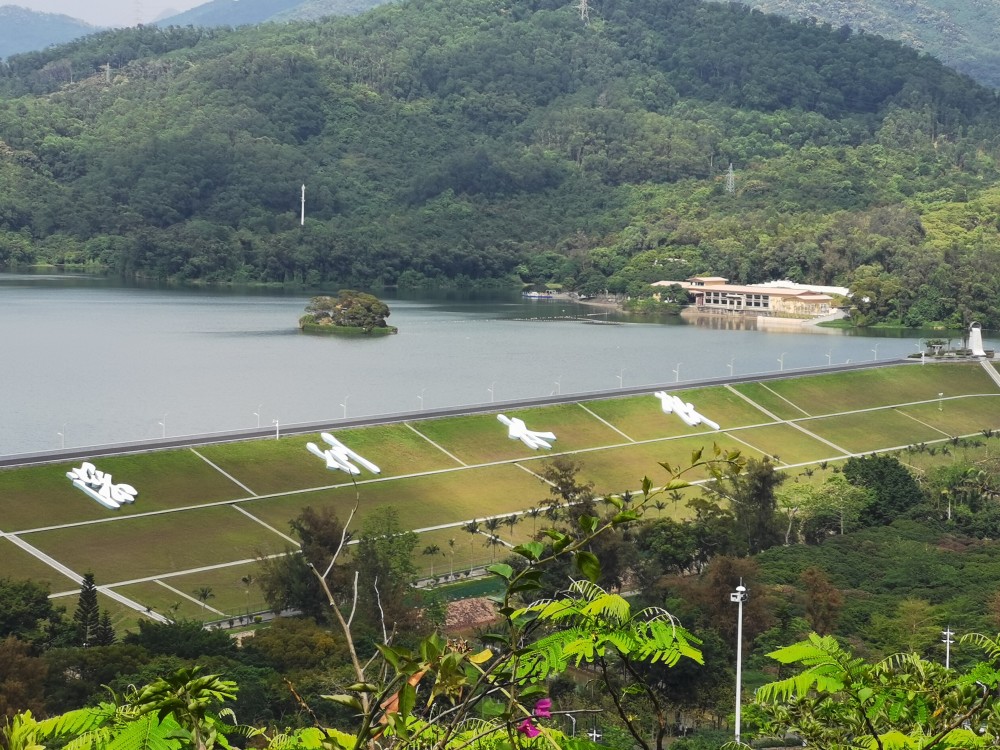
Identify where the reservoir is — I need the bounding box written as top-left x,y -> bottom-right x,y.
1,272 -> 993,457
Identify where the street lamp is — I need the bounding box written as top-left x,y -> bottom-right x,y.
554,376 -> 561,396
826,350 -> 832,366
488,382 -> 496,403
871,343 -> 880,361
777,353 -> 786,372
616,368 -> 625,389
566,714 -> 576,737
272,418 -> 280,440
730,582 -> 748,745
673,362 -> 682,382
418,389 -> 425,410
341,395 -> 349,418
942,626 -> 955,669
254,405 -> 261,428
158,413 -> 167,439
57,427 -> 65,450
728,357 -> 735,377
939,392 -> 944,411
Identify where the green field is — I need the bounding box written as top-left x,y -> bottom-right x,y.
2,361 -> 997,632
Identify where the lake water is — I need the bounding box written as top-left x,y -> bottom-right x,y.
1,272 -> 992,457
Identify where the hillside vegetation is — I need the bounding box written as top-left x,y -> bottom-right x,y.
1,0 -> 1000,326
737,0 -> 1000,90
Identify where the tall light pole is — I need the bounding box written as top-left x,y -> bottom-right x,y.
272,418 -> 280,440
158,413 -> 167,438
942,626 -> 955,669
673,362 -> 682,382
341,395 -> 349,419
728,357 -> 735,377
730,582 -> 748,745
554,377 -> 561,396
566,714 -> 576,737
488,382 -> 496,403
254,405 -> 261,428
418,389 -> 425,410
57,427 -> 65,449
871,342 -> 880,361
777,353 -> 786,372
616,368 -> 625,389
826,350 -> 832,366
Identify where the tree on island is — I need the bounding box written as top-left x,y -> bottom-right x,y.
299,290 -> 395,334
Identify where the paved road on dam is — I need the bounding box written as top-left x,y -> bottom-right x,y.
0,358 -> 913,469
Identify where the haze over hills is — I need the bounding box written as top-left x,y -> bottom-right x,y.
0,5 -> 99,59
735,0 -> 1000,89
2,0 -> 1000,328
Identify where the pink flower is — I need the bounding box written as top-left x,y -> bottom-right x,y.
517,719 -> 540,738
533,698 -> 552,719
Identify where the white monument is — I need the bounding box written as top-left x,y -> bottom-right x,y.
497,414 -> 557,450
654,391 -> 721,430
66,462 -> 138,509
306,432 -> 381,475
969,322 -> 987,357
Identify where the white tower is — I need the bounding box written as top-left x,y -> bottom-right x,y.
300,184 -> 306,226
969,322 -> 986,357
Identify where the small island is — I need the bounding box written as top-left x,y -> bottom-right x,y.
298,290 -> 398,335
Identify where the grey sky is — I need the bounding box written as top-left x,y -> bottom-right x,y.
10,1 -> 205,27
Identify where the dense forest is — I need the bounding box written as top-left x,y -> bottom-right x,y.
1,0 -> 1000,326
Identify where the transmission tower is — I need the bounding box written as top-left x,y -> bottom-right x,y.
574,0 -> 590,24
725,163 -> 735,195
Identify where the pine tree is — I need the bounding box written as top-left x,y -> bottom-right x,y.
93,610 -> 116,646
73,573 -> 99,646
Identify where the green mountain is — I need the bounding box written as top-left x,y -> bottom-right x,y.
1,0 -> 1000,328
156,0 -> 309,27
0,5 -> 99,59
735,0 -> 1000,89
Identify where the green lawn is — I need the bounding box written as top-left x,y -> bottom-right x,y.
0,450 -> 247,532
724,423 -> 841,466
197,424 -> 460,496
0,537 -> 78,588
156,564 -> 269,616
760,363 -> 997,417
239,463 -> 546,536
801,409 -> 950,455
894,395 -> 1000,437
730,382 -> 806,420
23,506 -> 290,582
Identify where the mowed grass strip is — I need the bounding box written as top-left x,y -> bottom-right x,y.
0,450 -> 247,532
534,435 -> 762,496
801,409 -> 949,454
198,424 -> 459,496
0,537 -> 78,588
762,363 -> 997,417
581,387 -> 771,442
895,395 -> 1000,437
413,404 -> 627,465
730,382 -> 804,420
241,464 -> 547,537
23,506 -> 290,583
725,424 -> 843,466
109,581 -> 209,623
156,564 -> 269,616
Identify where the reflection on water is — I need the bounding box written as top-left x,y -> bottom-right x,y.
684,313 -> 759,331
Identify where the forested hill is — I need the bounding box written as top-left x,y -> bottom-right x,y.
2,0 -> 1000,326
0,6 -> 99,59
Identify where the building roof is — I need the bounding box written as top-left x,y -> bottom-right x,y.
654,278 -> 833,300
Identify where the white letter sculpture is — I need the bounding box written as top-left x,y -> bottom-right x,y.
66,462 -> 138,510
654,391 -> 721,430
497,414 -> 557,450
306,432 -> 381,475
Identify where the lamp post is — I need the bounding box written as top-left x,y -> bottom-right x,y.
554,376 -> 561,396
728,357 -> 735,377
942,626 -> 955,669
673,362 -> 682,382
57,427 -> 65,450
254,405 -> 261,428
777,353 -> 786,372
272,418 -> 280,440
566,714 -> 576,737
826,350 -> 832,366
872,342 -> 880,361
730,582 -> 748,745
939,392 -> 944,411
158,413 -> 167,439
488,382 -> 496,403
617,368 -> 625,389
418,389 -> 425,410
341,395 -> 349,418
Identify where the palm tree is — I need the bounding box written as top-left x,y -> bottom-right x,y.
464,519 -> 481,557
654,499 -> 667,516
193,586 -> 215,614
447,537 -> 456,577
486,534 -> 503,562
422,544 -> 442,577
503,514 -> 519,540
240,574 -> 254,614
527,506 -> 543,534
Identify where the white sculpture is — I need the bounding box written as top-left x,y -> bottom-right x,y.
66,462 -> 138,509
497,414 -> 557,450
654,391 -> 721,430
306,432 -> 381,475
970,322 -> 987,357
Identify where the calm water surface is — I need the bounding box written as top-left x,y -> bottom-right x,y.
2,273 -> 992,457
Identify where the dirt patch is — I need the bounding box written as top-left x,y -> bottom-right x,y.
446,597 -> 500,631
